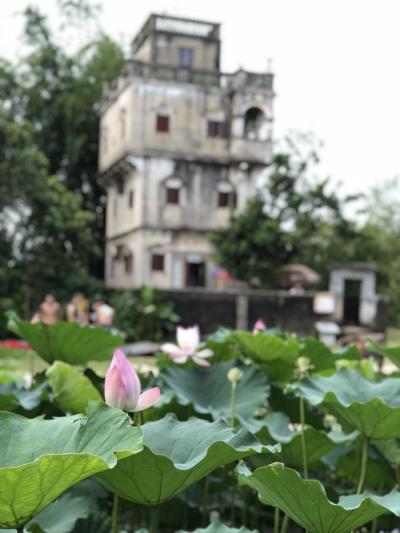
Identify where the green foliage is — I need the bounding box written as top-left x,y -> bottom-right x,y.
162,361 -> 270,430
0,3 -> 125,318
180,523 -> 257,532
210,134 -> 356,287
238,462 -> 400,533
97,415 -> 278,505
46,361 -> 102,413
27,492 -> 92,533
110,287 -> 180,342
0,402 -> 142,529
8,315 -> 123,365
297,368 -> 400,438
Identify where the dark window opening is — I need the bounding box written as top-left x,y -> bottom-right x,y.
244,107 -> 264,140
208,121 -> 228,138
178,47 -> 194,68
218,191 -> 237,208
124,253 -> 133,274
156,114 -> 169,133
343,279 -> 361,325
166,187 -> 180,205
151,254 -> 164,272
128,190 -> 134,208
186,261 -> 205,287
116,245 -> 124,260
117,180 -> 125,195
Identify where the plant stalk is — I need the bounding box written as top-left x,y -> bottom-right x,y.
230,382 -> 237,429
356,438 -> 368,494
111,493 -> 119,533
274,506 -> 280,533
17,528 -> 24,533
202,475 -> 210,525
299,396 -> 308,479
149,505 -> 159,533
280,513 -> 290,533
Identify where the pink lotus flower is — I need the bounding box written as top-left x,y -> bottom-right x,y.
105,348 -> 160,412
160,326 -> 213,367
252,319 -> 266,335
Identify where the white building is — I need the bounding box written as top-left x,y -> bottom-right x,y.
99,14 -> 274,289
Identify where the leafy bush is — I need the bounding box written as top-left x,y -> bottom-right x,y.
110,287 -> 180,342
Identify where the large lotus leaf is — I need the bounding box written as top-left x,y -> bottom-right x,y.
238,462 -> 400,533
232,332 -> 299,381
257,411 -> 358,468
26,493 -> 93,533
0,381 -> 48,413
161,361 -> 269,430
97,414 -> 279,505
46,361 -> 102,414
8,315 -> 123,365
0,402 -> 142,529
297,368 -> 400,439
179,522 -> 256,532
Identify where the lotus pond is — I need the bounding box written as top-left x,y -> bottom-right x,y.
2,315 -> 400,533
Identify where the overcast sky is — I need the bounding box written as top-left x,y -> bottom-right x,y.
1,0 -> 400,196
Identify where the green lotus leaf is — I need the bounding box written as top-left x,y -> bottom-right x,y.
232,332 -> 299,381
46,361 -> 102,413
366,339 -> 400,368
97,414 -> 279,506
0,381 -> 48,413
7,314 -> 123,365
297,368 -> 400,439
257,411 -> 358,468
26,492 -> 93,533
161,361 -> 269,430
0,402 -> 143,529
179,522 -> 257,532
238,462 -> 400,533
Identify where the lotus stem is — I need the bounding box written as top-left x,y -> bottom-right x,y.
356,438 -> 368,494
280,513 -> 290,533
202,475 -> 210,525
371,517 -> 378,533
299,396 -> 308,479
111,493 -> 119,533
135,411 -> 143,426
230,382 -> 237,429
149,505 -> 159,533
274,506 -> 280,533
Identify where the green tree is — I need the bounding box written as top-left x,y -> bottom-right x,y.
211,135 -> 357,287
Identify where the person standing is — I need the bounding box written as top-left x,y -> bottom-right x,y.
66,293 -> 89,326
92,299 -> 115,329
37,294 -> 61,325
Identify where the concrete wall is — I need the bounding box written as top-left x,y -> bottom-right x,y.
153,34 -> 219,71
99,78 -> 273,173
163,289 -> 389,335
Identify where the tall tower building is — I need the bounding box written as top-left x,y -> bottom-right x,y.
99,14 -> 274,289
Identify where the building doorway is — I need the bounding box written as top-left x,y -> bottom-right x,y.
185,261 -> 205,287
343,279 -> 362,325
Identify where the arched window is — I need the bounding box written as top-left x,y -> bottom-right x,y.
244,107 -> 265,140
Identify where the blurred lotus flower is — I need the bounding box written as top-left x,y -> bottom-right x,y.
161,325 -> 213,367
252,319 -> 266,335
105,348 -> 160,412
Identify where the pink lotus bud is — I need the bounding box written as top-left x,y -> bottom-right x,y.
105,348 -> 160,412
252,319 -> 266,335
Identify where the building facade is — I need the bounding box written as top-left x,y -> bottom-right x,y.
99,14 -> 274,289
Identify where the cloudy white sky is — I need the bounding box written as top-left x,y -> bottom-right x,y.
1,0 -> 399,196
